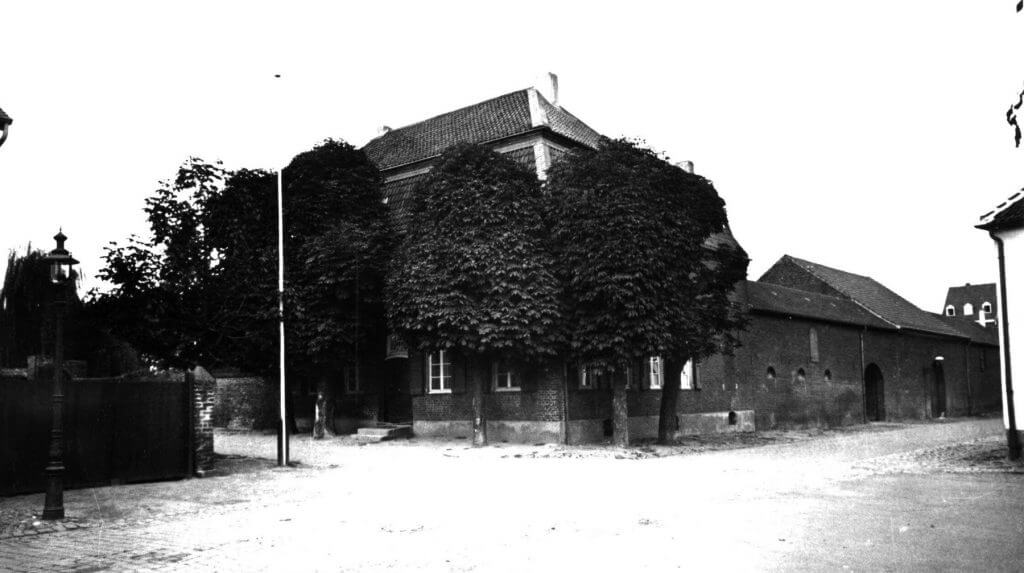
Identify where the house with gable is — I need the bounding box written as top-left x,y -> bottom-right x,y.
268,77 -> 1002,443
943,283 -> 998,327
747,255 -> 1001,423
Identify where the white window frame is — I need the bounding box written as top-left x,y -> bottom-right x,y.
680,359 -> 697,390
963,302 -> 974,316
427,351 -> 452,394
982,302 -> 993,314
649,356 -> 664,390
945,305 -> 955,316
344,363 -> 361,394
493,360 -> 520,392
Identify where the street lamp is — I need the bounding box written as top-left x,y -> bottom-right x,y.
0,107 -> 12,149
41,230 -> 77,520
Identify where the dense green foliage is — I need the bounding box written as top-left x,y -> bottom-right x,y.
90,140 -> 389,377
0,248 -> 54,366
544,138 -> 748,371
386,144 -> 563,360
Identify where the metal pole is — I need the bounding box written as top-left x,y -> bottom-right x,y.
277,167 -> 289,467
42,283 -> 66,519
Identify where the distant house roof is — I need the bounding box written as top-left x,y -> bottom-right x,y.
943,283 -> 997,313
761,255 -> 965,338
977,189 -> 1024,232
363,89 -> 601,172
746,280 -> 894,329
933,314 -> 999,346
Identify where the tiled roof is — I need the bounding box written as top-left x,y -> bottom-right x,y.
943,283 -> 997,313
977,189 -> 1024,232
770,255 -> 965,338
746,280 -> 893,329
362,89 -> 600,172
933,315 -> 999,346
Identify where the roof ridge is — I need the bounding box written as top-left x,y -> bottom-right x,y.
977,188 -> 1024,225
782,255 -> 901,329
365,88 -> 529,146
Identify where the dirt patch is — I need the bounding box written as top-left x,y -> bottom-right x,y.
855,436 -> 1024,475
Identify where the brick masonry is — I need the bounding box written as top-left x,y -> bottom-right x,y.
190,368 -> 217,476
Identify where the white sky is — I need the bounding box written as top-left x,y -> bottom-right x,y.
1,1 -> 1022,312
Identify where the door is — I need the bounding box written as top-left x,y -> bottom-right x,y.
932,360 -> 946,418
864,364 -> 884,422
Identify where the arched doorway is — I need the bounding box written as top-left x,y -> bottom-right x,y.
931,359 -> 946,418
864,364 -> 885,422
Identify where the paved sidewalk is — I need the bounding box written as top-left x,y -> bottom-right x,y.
1,417 -> 1020,571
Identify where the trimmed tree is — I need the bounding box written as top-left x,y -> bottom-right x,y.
386,143 -> 563,446
545,138 -> 748,446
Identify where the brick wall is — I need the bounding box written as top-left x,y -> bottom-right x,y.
190,368 -> 216,476
213,375 -> 275,430
735,314 -> 866,429
411,354 -> 566,422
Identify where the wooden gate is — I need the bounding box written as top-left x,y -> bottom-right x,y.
1,374 -> 192,496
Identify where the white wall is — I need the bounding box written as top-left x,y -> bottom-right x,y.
994,226 -> 1024,433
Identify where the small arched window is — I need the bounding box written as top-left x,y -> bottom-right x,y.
824,369 -> 832,381
766,367 -> 776,379
796,368 -> 806,382
963,303 -> 974,316
982,302 -> 992,314
945,305 -> 955,317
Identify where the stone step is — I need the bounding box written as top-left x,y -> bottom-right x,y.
354,425 -> 412,441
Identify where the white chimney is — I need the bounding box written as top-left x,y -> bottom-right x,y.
536,72 -> 559,107
378,125 -> 392,136
677,160 -> 695,174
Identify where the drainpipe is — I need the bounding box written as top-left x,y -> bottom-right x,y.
860,326 -> 867,423
561,362 -> 570,445
963,340 -> 972,416
991,233 -> 1021,460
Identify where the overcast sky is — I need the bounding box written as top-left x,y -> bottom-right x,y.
1,1 -> 1022,312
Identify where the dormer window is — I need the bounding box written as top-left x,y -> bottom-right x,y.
945,305 -> 955,317
963,303 -> 974,316
982,302 -> 992,314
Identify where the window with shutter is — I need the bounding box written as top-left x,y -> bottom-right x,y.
809,328 -> 819,363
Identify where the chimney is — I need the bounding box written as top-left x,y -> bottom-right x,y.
378,125 -> 392,136
677,160 -> 695,174
536,72 -> 559,107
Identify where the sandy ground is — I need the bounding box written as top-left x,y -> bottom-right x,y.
1,418 -> 1022,571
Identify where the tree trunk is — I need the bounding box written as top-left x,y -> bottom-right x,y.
658,368 -> 680,445
472,356 -> 488,447
612,373 -> 629,447
314,372 -> 336,439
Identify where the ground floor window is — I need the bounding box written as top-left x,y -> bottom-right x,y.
680,359 -> 697,390
493,359 -> 520,391
649,357 -> 664,389
428,351 -> 451,393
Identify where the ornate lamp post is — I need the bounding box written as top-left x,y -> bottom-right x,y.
0,107 -> 12,148
42,230 -> 77,520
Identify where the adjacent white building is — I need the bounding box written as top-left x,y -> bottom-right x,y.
977,189 -> 1024,459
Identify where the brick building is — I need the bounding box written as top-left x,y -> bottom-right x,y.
258,77 -> 1001,442
943,283 -> 998,327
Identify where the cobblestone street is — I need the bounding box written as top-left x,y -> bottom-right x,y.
1,418 -> 1022,571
